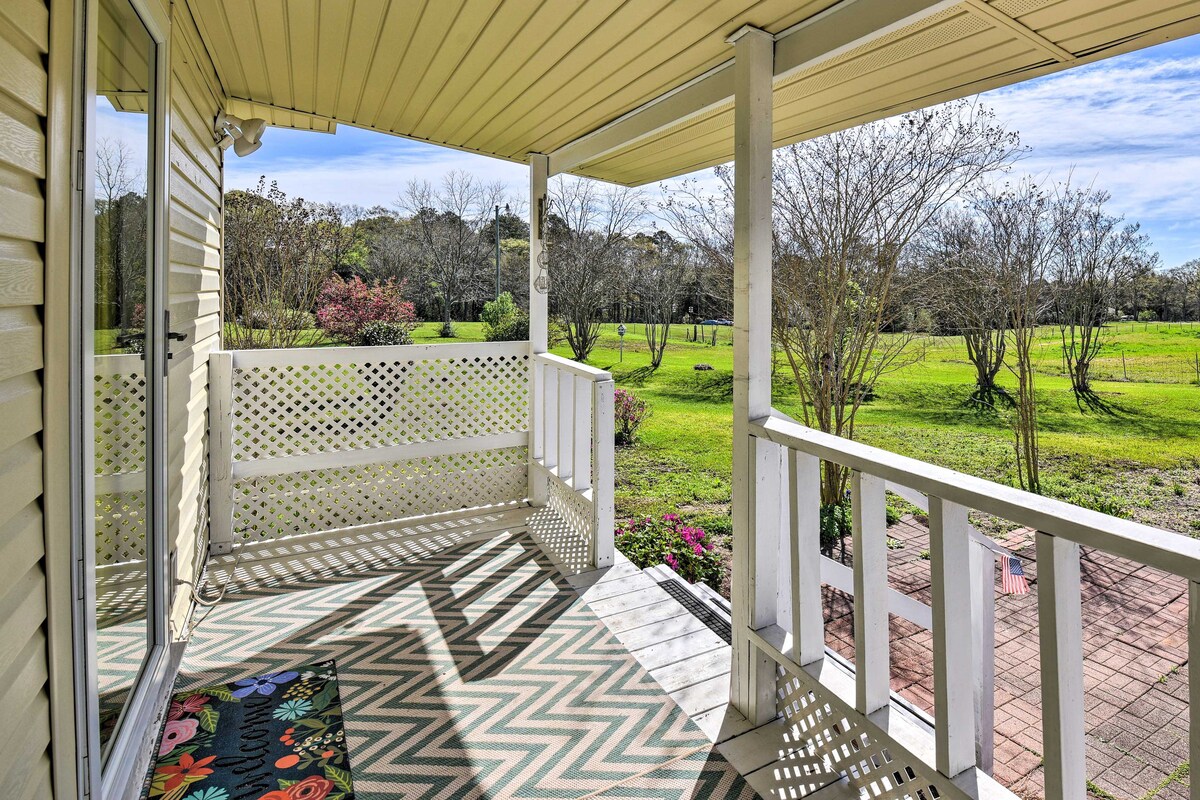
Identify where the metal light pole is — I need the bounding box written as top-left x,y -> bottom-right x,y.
494,203 -> 509,300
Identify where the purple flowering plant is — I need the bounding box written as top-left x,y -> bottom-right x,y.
615,513 -> 723,588
613,388 -> 650,446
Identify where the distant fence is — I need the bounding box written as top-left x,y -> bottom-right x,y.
911,323 -> 1200,386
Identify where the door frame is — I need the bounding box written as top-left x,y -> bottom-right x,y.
71,0 -> 177,796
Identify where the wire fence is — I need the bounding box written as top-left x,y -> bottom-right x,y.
910,322 -> 1200,385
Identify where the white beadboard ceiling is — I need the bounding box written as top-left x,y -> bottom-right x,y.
182,0 -> 1200,185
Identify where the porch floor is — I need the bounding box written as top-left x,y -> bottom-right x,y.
172,507 -> 847,799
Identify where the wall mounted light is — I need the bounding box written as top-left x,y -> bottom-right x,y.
214,112 -> 267,157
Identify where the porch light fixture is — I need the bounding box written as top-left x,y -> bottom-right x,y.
214,112 -> 267,157
534,247 -> 549,294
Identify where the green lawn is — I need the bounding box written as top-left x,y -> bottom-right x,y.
555,322 -> 1200,532
189,318 -> 1199,534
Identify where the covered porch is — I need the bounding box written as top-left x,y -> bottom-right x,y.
37,0 -> 1200,798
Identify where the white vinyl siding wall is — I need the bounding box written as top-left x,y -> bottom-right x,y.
166,4 -> 224,636
0,0 -> 56,797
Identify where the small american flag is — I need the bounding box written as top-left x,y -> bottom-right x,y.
1002,555 -> 1029,595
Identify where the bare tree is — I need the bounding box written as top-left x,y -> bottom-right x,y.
399,171 -> 507,336
95,138 -> 145,333
548,177 -> 646,361
773,101 -> 1022,505
1052,182 -> 1157,397
223,179 -> 342,349
974,179 -> 1056,493
659,170 -> 735,319
919,209 -> 1009,398
630,233 -> 691,368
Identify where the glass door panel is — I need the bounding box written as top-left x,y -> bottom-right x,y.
91,0 -> 155,757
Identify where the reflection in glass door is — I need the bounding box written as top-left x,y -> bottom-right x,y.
90,0 -> 156,758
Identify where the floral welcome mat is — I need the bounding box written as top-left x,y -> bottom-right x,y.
148,661 -> 355,800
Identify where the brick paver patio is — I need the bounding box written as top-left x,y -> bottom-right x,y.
823,516 -> 1191,800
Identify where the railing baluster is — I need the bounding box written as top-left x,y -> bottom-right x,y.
788,449 -> 823,666
1189,581 -> 1199,800
1037,531 -> 1086,800
573,375 -> 590,492
208,351 -> 235,556
851,470 -> 889,715
531,360 -> 544,462
558,366 -> 573,480
591,380 -> 615,568
544,366 -> 558,471
970,540 -> 996,774
930,497 -> 976,777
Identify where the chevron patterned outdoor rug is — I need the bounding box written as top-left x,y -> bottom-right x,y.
174,528 -> 757,799
148,661 -> 355,800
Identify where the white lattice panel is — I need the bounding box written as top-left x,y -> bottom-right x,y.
230,349 -> 529,462
96,490 -> 147,566
95,355 -> 148,565
778,673 -> 945,800
232,447 -> 528,541
548,474 -> 593,543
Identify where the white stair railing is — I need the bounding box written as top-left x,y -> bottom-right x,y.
530,352 -> 615,569
744,410 -> 1200,799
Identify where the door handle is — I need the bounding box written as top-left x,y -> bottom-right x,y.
164,311 -> 189,370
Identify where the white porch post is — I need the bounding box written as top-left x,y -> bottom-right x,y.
728,24 -> 778,727
529,153 -> 549,506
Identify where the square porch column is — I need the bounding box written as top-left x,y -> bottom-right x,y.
728,25 -> 781,727
529,153 -> 549,506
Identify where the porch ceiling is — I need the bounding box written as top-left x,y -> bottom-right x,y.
183,0 -> 1200,185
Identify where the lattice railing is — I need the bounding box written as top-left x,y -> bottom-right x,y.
530,353 -> 615,570
95,354 -> 148,566
208,342 -> 531,549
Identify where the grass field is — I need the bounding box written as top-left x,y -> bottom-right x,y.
114,317 -> 1197,536
565,321 -> 1200,537
384,319 -> 1198,536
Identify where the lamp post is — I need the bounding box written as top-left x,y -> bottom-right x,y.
494,203 -> 509,300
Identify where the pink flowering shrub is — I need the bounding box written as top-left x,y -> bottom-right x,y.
315,275 -> 418,345
616,513 -> 723,588
614,388 -> 650,446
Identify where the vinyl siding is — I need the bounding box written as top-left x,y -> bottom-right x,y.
0,0 -> 55,796
167,3 -> 224,636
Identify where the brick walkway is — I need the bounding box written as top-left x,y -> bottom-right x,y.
822,516 -> 1191,800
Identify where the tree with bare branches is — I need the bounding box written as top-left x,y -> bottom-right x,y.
547,177 -> 646,361
918,209 -> 1009,399
399,171 -> 508,336
1051,182 -> 1157,397
772,101 -> 1022,505
629,232 -> 692,369
973,179 -> 1056,493
95,138 -> 146,333
659,170 -> 735,320
223,179 -> 343,349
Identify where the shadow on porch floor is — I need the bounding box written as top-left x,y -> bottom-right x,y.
174,510 -> 761,798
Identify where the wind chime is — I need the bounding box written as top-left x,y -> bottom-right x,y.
534,195 -> 550,294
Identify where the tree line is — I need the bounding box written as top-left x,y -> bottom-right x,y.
220,99 -> 1193,506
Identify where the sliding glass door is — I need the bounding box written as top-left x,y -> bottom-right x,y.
78,0 -> 171,795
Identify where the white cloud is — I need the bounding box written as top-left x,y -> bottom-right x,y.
224,137 -> 529,209
224,44 -> 1200,265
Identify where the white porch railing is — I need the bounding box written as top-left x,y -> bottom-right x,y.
743,410 -> 1200,800
529,353 -> 616,569
206,342 -> 616,569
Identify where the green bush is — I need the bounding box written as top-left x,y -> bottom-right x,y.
354,320 -> 414,347
616,513 -> 724,589
480,292 -> 529,341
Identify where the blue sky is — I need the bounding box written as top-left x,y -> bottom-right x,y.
226,34 -> 1200,268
